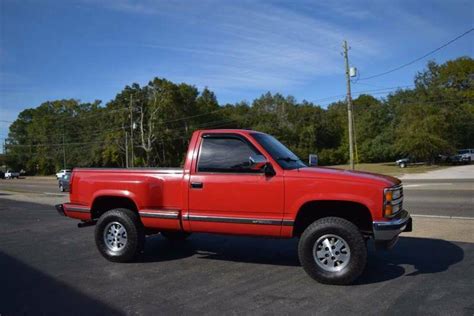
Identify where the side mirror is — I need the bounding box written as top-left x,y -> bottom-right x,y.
249,155 -> 268,171
308,154 -> 318,167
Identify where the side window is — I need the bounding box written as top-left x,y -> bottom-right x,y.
197,137 -> 261,173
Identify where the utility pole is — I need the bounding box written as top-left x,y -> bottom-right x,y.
125,131 -> 129,168
62,134 -> 66,169
130,95 -> 134,168
343,40 -> 355,170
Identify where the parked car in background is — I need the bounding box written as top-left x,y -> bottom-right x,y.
457,149 -> 474,163
395,158 -> 410,168
442,153 -> 461,164
5,170 -> 20,179
58,173 -> 71,192
56,169 -> 71,179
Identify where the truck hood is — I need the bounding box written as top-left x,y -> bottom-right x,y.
285,167 -> 400,187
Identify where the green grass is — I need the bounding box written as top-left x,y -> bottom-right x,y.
328,162 -> 448,177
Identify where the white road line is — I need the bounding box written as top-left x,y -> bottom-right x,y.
43,192 -> 66,196
404,183 -> 453,188
411,214 -> 474,220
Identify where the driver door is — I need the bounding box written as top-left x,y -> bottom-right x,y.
187,134 -> 284,236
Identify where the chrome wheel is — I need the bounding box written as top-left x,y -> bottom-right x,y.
313,234 -> 351,272
103,221 -> 128,252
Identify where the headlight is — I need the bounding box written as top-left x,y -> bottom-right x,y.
384,185 -> 403,218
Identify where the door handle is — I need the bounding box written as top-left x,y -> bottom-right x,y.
190,182 -> 203,189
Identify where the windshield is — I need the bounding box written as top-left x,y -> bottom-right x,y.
251,133 -> 306,170
458,150 -> 469,155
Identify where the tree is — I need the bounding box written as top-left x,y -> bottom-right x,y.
6,57 -> 473,173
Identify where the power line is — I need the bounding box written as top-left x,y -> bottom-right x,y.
3,118 -> 233,148
0,107 -> 130,125
318,95 -> 474,108
8,96 -> 472,149
358,27 -> 474,81
0,85 -> 411,131
310,85 -> 415,105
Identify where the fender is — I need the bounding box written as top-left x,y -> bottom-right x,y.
285,180 -> 382,221
91,189 -> 140,209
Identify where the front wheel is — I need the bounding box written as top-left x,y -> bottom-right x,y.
298,217 -> 367,285
95,208 -> 145,262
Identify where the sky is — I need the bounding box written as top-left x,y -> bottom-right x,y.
1,0 -> 473,144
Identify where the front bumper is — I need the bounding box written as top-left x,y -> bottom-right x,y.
373,210 -> 412,248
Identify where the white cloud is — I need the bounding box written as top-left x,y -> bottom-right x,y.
88,0 -> 380,90
78,0 -> 467,95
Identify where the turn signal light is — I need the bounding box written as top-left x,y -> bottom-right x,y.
384,204 -> 393,217
383,186 -> 403,218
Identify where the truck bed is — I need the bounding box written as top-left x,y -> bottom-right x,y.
69,168 -> 185,214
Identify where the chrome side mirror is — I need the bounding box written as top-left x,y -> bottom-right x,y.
309,154 -> 318,167
249,155 -> 267,171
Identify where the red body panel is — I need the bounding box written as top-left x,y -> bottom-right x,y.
67,129 -> 400,237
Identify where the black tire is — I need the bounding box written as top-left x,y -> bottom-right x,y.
59,184 -> 64,192
400,162 -> 406,168
298,217 -> 367,285
95,208 -> 145,262
161,231 -> 191,241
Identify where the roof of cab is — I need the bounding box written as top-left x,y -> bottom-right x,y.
196,129 -> 263,135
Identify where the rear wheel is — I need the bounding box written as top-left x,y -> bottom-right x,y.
400,162 -> 407,168
161,231 -> 191,241
298,217 -> 367,285
95,208 -> 145,262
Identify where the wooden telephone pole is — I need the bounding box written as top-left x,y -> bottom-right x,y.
125,131 -> 129,168
343,40 -> 355,170
130,95 -> 134,168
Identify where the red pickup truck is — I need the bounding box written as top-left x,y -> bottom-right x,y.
56,129 -> 412,284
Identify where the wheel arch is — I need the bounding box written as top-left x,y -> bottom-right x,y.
292,200 -> 373,237
91,195 -> 139,220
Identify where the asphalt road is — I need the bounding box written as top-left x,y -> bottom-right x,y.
1,177 -> 473,217
402,179 -> 474,218
0,196 -> 473,315
0,177 -> 65,195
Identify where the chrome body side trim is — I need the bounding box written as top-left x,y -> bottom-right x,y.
139,210 -> 180,219
66,205 -> 90,213
187,214 -> 293,226
282,219 -> 294,226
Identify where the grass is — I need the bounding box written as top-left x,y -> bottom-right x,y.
328,162 -> 449,177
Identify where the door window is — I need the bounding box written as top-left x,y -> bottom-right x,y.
197,137 -> 262,173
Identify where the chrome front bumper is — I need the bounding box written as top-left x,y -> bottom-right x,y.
373,210 -> 412,245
